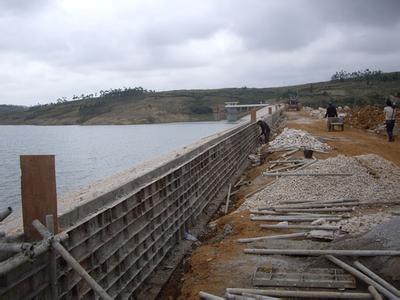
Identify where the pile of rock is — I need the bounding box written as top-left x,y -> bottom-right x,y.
269,128 -> 331,152
346,105 -> 386,130
304,107 -> 326,119
240,154 -> 400,234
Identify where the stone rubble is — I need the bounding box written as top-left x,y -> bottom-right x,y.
269,128 -> 331,152
304,106 -> 349,119
240,154 -> 400,234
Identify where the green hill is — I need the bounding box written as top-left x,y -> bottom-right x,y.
1,71 -> 399,125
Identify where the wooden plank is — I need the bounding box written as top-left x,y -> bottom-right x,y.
20,155 -> 58,241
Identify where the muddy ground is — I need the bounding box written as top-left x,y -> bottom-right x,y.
159,111 -> 400,299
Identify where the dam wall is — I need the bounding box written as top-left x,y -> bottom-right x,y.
0,107 -> 281,300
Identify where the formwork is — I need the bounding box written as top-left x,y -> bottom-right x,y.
0,109 -> 281,299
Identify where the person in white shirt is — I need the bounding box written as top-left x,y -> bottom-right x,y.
384,99 -> 396,142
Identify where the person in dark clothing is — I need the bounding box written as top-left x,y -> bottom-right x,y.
257,120 -> 270,144
324,103 -> 338,118
324,103 -> 338,131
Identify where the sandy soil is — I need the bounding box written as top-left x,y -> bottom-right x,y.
159,111 -> 400,300
285,111 -> 400,165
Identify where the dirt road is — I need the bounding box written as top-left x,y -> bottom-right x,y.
160,111 -> 400,300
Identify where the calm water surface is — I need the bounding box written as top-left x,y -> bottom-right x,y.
0,122 -> 235,211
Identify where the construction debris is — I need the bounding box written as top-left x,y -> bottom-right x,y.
268,128 -> 331,152
353,261 -> 400,298
252,266 -> 356,289
325,255 -> 398,299
240,154 -> 400,234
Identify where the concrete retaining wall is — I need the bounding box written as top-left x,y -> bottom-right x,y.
0,108 -> 281,300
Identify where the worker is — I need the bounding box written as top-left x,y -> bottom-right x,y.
384,99 -> 396,142
324,102 -> 338,131
257,120 -> 270,144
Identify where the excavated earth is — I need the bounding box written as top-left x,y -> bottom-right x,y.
159,111 -> 400,300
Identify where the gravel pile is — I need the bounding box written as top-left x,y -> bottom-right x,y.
337,212 -> 393,234
240,154 -> 400,234
269,128 -> 331,152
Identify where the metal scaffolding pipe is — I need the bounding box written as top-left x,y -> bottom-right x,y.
259,224 -> 340,231
199,291 -> 225,300
273,207 -> 354,213
260,201 -> 360,211
325,255 -> 398,299
0,207 -> 12,222
237,232 -> 307,243
0,242 -> 33,253
251,216 -> 342,222
244,248 -> 400,256
46,215 -> 58,300
242,293 -> 281,300
52,241 -> 112,300
368,286 -> 383,300
32,219 -> 112,300
225,184 -> 232,214
263,172 -> 353,177
226,288 -> 372,299
354,261 -> 400,297
0,231 -> 68,276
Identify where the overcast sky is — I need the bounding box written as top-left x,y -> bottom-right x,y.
1,0 -> 400,105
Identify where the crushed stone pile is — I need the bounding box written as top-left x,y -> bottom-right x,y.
240,154 -> 400,234
304,106 -> 349,119
269,128 -> 331,152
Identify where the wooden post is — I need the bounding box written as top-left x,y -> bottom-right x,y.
268,107 -> 272,114
250,110 -> 257,122
20,155 -> 58,241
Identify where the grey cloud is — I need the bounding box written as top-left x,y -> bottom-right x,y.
0,0 -> 399,105
0,0 -> 51,16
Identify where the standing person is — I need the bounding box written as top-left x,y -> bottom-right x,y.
324,102 -> 338,131
384,99 -> 396,142
257,120 -> 270,144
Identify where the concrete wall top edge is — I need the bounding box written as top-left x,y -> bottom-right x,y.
0,120 -> 252,236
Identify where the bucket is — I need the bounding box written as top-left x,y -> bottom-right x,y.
303,149 -> 313,159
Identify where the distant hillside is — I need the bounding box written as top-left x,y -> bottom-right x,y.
1,71 -> 399,125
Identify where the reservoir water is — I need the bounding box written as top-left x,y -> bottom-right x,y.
0,122 -> 235,211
